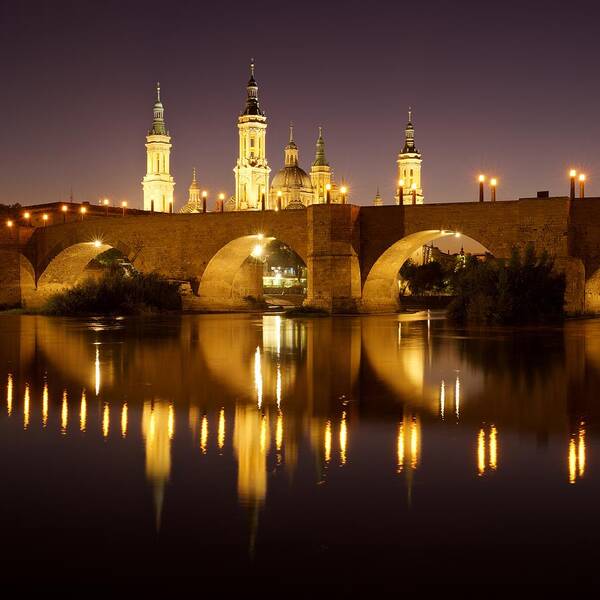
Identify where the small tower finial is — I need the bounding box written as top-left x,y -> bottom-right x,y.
192,167 -> 196,183
250,58 -> 255,77
157,82 -> 161,102
289,121 -> 294,142
408,106 -> 412,123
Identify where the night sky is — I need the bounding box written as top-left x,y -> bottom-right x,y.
3,0 -> 600,209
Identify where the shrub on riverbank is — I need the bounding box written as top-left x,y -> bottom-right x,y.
44,268 -> 181,315
447,245 -> 565,324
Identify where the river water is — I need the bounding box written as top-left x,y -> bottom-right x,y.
1,312 -> 599,588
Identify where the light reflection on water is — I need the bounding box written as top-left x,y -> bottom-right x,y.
1,312 -> 600,583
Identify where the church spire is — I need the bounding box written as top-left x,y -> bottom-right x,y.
242,59 -> 265,116
313,126 -> 329,167
402,106 -> 417,153
149,81 -> 167,135
285,121 -> 299,166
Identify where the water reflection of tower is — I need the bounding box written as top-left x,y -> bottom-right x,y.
142,400 -> 173,530
396,413 -> 421,505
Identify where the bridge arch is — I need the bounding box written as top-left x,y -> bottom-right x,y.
361,229 -> 492,312
197,234 -> 307,310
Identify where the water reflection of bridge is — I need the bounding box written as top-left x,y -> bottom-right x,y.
1,313 -> 597,522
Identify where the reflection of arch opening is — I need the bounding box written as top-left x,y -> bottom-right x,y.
362,230 -> 491,312
198,235 -> 307,310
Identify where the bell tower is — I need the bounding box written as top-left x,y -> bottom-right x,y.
396,108 -> 423,204
233,61 -> 270,210
310,127 -> 332,204
142,83 -> 175,212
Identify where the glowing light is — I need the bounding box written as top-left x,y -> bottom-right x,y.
168,404 -> 175,440
276,412 -> 283,452
477,428 -> 486,476
103,199 -> 109,206
478,174 -> 485,183
276,365 -> 282,410
455,375 -> 461,419
80,390 -> 87,432
489,425 -> 498,470
80,206 -> 87,214
578,423 -> 586,478
277,190 -> 282,197
397,422 -> 404,473
399,178 -> 405,187
260,415 -> 268,452
6,219 -> 13,228
200,415 -> 208,454
251,244 -> 263,258
23,383 -> 30,430
324,420 -> 332,464
23,211 -> 30,219
579,173 -> 586,182
218,193 -> 225,200
42,382 -> 49,427
455,232 -> 461,238
95,346 -> 100,395
121,403 -> 128,437
257,233 -> 264,240
202,190 -> 208,198
325,183 -> 332,191
568,438 -> 577,484
61,390 -> 68,435
61,204 -> 68,212
217,408 -> 225,450
42,214 -> 48,221
340,185 -> 348,194
102,403 -> 109,438
490,178 -> 497,187
93,240 -> 102,249
569,169 -> 577,178
254,346 -> 263,409
439,380 -> 445,419
411,182 -> 417,190
340,411 -> 348,466
410,417 -> 418,470
6,373 -> 13,416
121,201 -> 128,207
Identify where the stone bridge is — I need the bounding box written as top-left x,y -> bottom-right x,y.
2,197 -> 600,313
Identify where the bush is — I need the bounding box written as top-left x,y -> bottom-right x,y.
44,268 -> 182,315
447,245 -> 565,324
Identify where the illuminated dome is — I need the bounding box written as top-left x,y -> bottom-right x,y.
271,165 -> 312,190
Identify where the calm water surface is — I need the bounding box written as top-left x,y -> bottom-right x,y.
1,312 -> 599,588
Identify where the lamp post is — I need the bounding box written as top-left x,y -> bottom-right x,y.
569,169 -> 577,201
478,175 -> 485,202
490,178 -> 497,202
42,214 -> 49,227
340,186 -> 348,204
411,183 -> 417,205
261,193 -> 266,211
121,201 -> 127,217
169,200 -> 173,214
6,220 -> 13,239
61,204 -> 68,223
202,191 -> 207,213
276,190 -> 282,211
398,179 -> 404,205
325,183 -> 331,204
23,211 -> 31,227
103,198 -> 110,216
579,174 -> 586,199
80,206 -> 87,221
218,193 -> 225,212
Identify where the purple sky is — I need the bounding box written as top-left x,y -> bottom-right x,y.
3,0 -> 600,210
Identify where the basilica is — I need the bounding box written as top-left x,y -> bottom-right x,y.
141,63 -> 424,212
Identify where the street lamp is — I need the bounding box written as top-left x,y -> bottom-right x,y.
340,185 -> 348,204
23,211 -> 31,227
121,201 -> 127,216
579,174 -> 586,199
398,179 -> 404,205
411,182 -> 417,205
490,178 -> 497,202
61,204 -> 68,223
42,213 -> 49,227
218,193 -> 225,212
202,190 -> 207,213
325,183 -> 332,204
80,206 -> 87,221
478,175 -> 485,203
569,169 -> 577,201
103,198 -> 110,216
